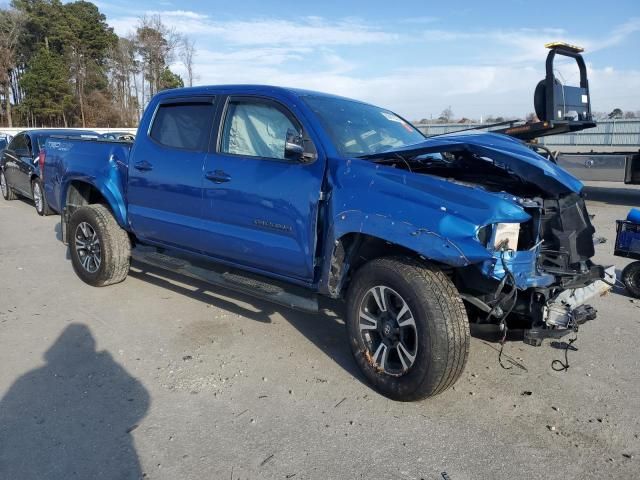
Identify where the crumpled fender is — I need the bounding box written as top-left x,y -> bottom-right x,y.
325,157 -> 531,268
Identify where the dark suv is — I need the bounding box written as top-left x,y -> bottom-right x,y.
0,129 -> 97,215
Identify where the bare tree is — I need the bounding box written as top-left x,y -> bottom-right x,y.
136,15 -> 180,100
108,37 -> 140,126
0,8 -> 24,127
179,36 -> 196,87
438,106 -> 453,123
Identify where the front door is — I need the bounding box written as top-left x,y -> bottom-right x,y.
3,133 -> 34,195
200,96 -> 325,282
127,97 -> 216,252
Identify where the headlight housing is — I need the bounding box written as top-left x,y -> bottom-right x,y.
493,223 -> 520,250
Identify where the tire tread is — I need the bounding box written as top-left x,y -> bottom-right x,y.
347,256 -> 470,401
622,261 -> 640,298
69,204 -> 130,286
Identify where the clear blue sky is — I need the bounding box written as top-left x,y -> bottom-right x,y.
99,1 -> 640,118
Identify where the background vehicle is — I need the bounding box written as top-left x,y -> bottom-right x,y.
0,129 -> 98,215
0,133 -> 13,154
43,85 -> 610,401
615,209 -> 640,298
420,43 -> 640,185
99,131 -> 135,142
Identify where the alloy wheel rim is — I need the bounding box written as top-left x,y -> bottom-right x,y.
359,285 -> 418,376
33,183 -> 43,212
75,222 -> 101,273
1,173 -> 6,197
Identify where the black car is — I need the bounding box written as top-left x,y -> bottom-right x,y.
0,129 -> 98,215
0,134 -> 12,152
100,131 -> 135,141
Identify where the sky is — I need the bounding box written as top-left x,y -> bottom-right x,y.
96,0 -> 639,119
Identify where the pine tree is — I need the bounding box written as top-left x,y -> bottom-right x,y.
19,47 -> 72,126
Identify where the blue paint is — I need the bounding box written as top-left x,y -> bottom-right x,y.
481,248 -> 555,289
628,208 -> 640,224
44,85 -> 584,293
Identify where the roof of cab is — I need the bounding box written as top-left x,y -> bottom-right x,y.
155,84 -> 369,104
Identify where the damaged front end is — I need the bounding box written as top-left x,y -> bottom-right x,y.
469,192 -> 614,345
358,133 -> 613,345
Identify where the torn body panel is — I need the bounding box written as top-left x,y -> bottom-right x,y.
323,132 -> 608,339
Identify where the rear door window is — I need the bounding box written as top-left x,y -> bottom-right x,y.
150,101 -> 215,151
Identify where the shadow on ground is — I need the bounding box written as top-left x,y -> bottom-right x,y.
128,261 -> 365,384
0,324 -> 150,479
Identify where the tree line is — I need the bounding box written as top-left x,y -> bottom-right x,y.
0,0 -> 196,128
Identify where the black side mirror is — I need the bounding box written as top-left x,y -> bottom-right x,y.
284,128 -> 304,160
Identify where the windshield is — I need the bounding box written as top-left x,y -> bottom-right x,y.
303,96 -> 425,157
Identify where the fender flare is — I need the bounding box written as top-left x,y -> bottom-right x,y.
60,176 -> 128,228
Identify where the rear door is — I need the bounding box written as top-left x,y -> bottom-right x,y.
200,95 -> 325,281
127,96 -> 216,252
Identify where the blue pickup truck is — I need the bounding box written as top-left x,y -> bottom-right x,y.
41,85 -> 611,401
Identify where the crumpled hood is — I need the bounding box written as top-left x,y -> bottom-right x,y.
362,132 -> 584,196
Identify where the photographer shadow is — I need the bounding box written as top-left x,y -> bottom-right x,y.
0,323 -> 150,479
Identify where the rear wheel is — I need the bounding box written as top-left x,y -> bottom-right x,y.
1,171 -> 16,200
622,261 -> 640,298
69,204 -> 131,286
32,178 -> 53,216
346,256 -> 470,401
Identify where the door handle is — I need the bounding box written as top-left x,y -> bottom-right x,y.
134,160 -> 153,172
205,170 -> 231,183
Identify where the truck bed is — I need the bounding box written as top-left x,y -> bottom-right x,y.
43,137 -> 133,214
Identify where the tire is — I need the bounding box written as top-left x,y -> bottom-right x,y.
346,256 -> 470,401
622,261 -> 640,298
1,170 -> 17,201
32,178 -> 53,216
69,204 -> 131,287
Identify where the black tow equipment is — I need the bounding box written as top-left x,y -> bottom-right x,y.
497,42 -> 596,142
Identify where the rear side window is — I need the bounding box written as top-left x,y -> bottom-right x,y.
150,102 -> 215,151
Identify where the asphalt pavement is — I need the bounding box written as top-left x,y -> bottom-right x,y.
0,182 -> 639,479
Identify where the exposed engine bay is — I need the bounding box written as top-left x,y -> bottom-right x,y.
361,134 -> 613,344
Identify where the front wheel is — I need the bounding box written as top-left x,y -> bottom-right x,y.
346,257 -> 470,401
32,178 -> 53,216
68,204 -> 131,287
622,261 -> 640,298
1,170 -> 17,200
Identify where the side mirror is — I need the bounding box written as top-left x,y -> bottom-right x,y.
284,128 -> 304,160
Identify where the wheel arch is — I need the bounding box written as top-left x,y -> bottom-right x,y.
320,231 -> 456,298
62,179 -> 127,228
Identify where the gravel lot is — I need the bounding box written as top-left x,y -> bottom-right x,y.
0,182 -> 639,480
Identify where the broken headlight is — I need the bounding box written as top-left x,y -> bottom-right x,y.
477,224 -> 493,246
492,223 -> 520,251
